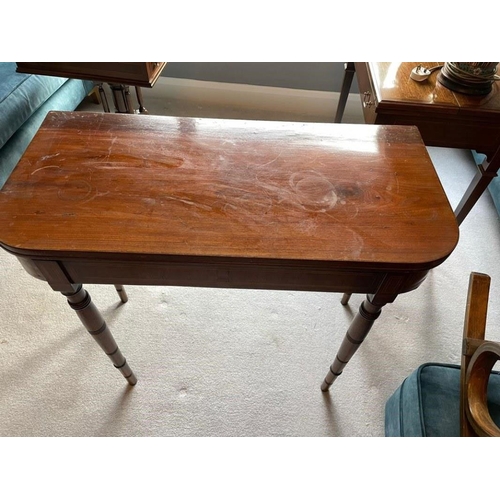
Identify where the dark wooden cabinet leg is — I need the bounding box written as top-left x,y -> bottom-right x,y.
114,285 -> 128,303
135,86 -> 148,114
109,84 -> 135,113
334,62 -> 355,123
97,83 -> 111,113
321,294 -> 383,391
63,285 -> 137,385
454,149 -> 500,225
124,85 -> 135,114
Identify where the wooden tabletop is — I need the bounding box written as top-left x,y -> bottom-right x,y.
368,62 -> 500,117
0,112 -> 458,271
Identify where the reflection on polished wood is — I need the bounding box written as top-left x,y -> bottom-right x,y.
372,61 -> 500,111
338,62 -> 500,156
0,112 -> 459,389
368,62 -> 456,106
336,62 -> 500,224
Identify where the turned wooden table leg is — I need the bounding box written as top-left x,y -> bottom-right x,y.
340,293 -> 352,305
321,294 -> 384,391
63,285 -> 137,385
114,285 -> 128,303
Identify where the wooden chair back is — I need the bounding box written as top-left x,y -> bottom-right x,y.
460,272 -> 500,436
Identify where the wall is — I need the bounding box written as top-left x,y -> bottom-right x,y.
161,62 -> 359,92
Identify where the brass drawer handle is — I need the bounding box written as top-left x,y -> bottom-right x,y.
363,91 -> 374,108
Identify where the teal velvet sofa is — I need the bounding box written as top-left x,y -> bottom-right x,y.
471,150 -> 500,217
0,62 -> 94,188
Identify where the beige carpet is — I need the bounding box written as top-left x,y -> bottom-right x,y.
1,78 -> 500,437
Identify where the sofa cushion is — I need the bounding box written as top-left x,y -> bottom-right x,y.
385,362 -> 500,437
0,62 -> 68,149
0,78 -> 94,189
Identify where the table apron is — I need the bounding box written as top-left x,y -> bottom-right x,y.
17,255 -> 429,297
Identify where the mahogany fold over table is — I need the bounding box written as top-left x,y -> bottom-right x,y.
0,112 -> 459,390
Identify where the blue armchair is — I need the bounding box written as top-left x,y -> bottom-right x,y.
385,272 -> 500,437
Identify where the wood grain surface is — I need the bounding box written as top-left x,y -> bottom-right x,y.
345,62 -> 500,157
0,112 -> 458,270
367,62 -> 500,113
